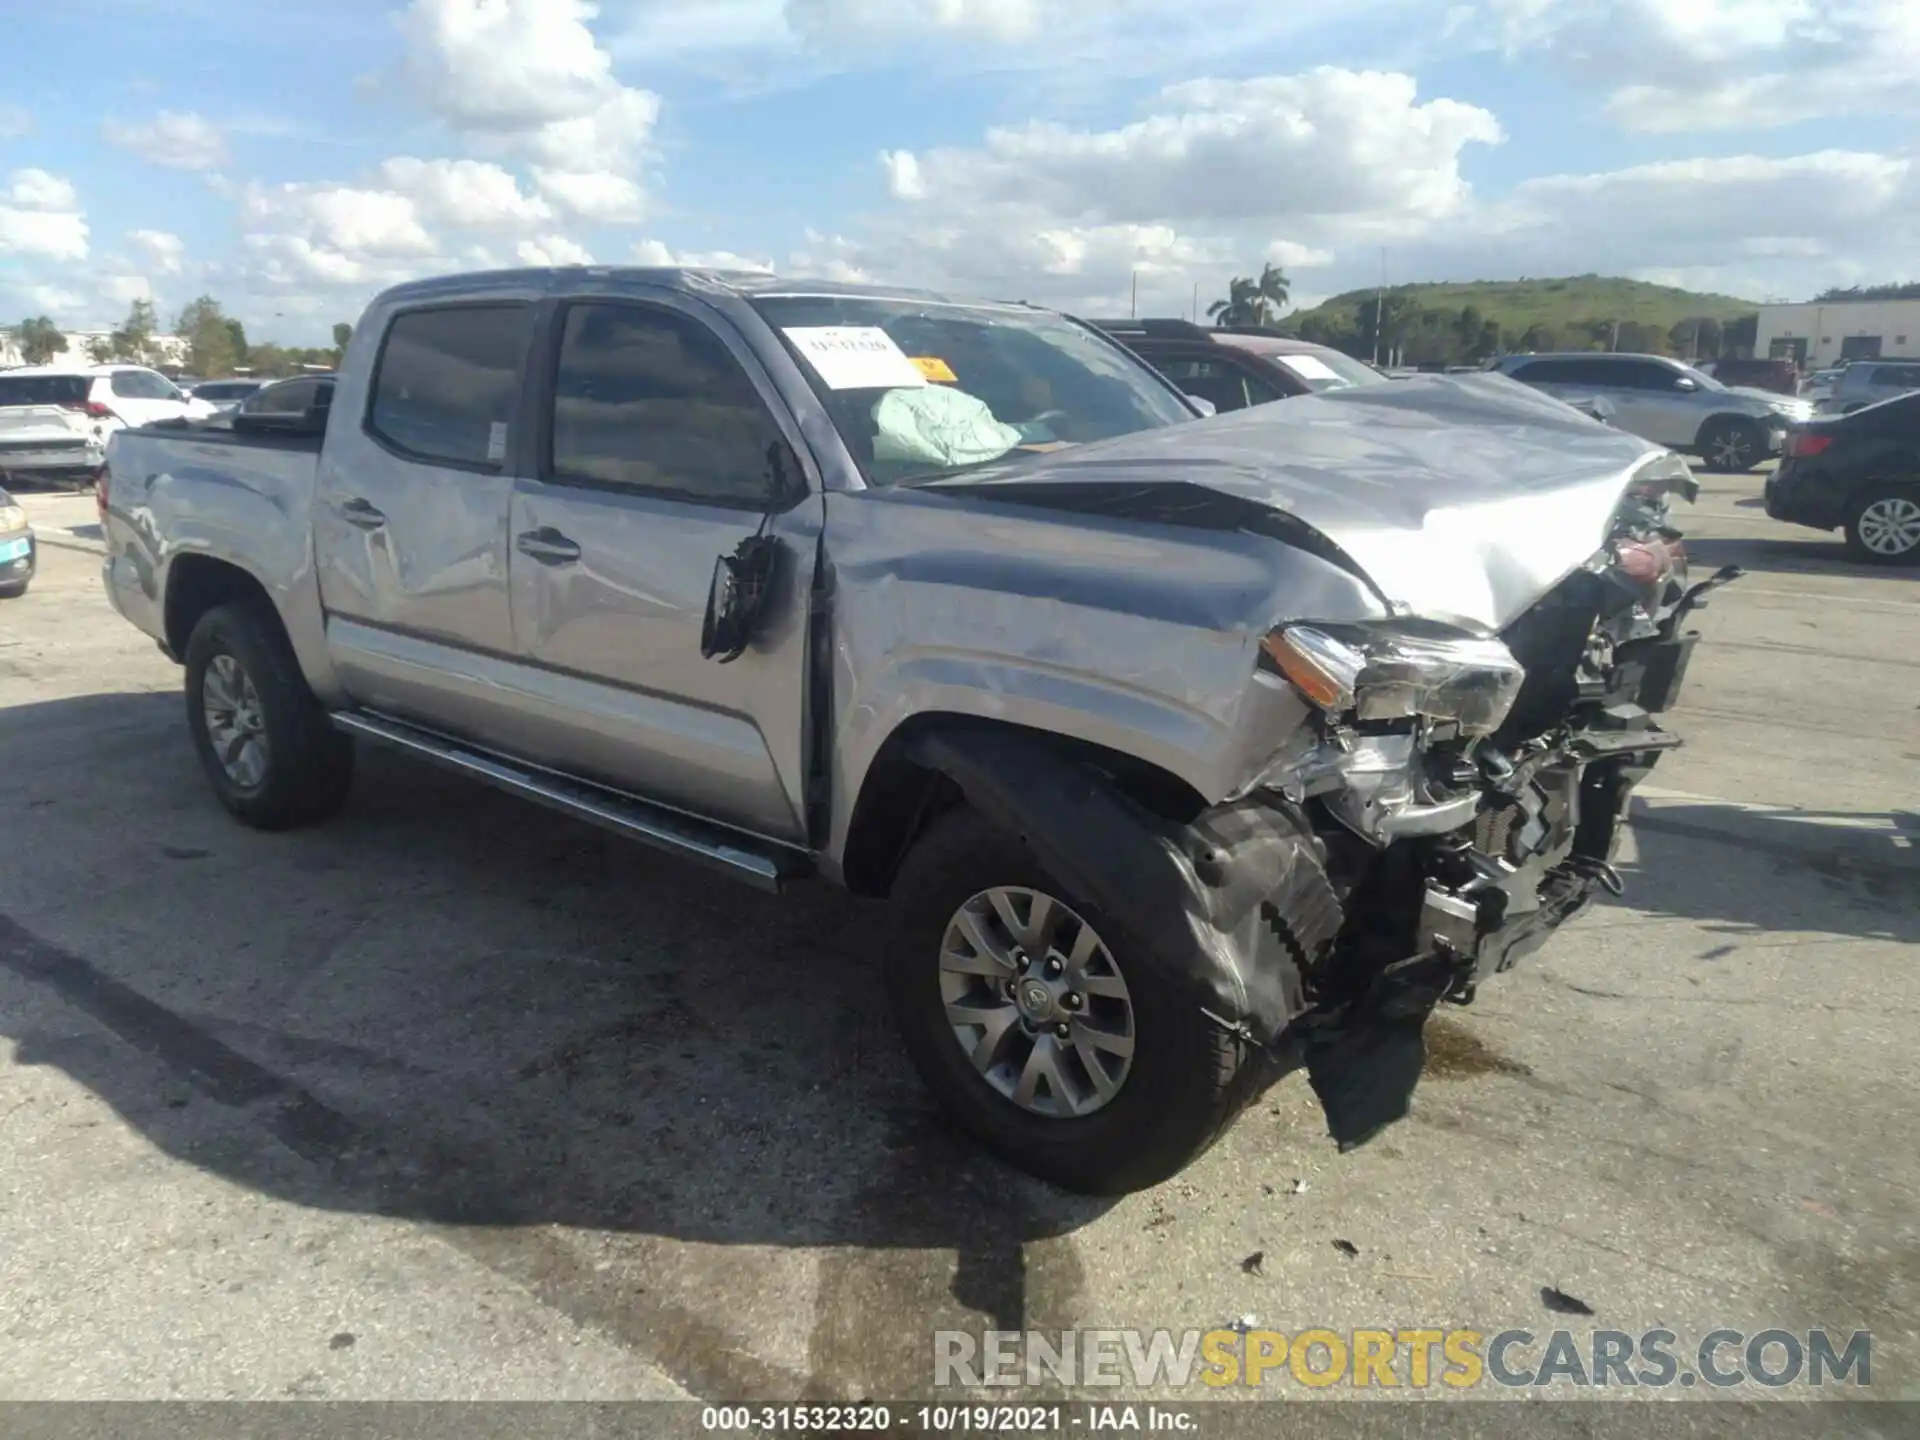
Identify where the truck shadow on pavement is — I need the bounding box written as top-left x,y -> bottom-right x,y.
0,691 -> 1112,1402
1622,801 -> 1920,948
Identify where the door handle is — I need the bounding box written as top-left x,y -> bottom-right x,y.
516,527 -> 582,565
340,497 -> 386,530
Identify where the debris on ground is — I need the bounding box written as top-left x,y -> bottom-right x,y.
1292,1179 -> 1309,1195
1541,1286 -> 1596,1316
1241,1251 -> 1266,1276
1333,1239 -> 1360,1259
1229,1315 -> 1258,1334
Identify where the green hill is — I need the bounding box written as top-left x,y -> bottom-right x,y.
1290,275 -> 1756,334
1276,274 -> 1762,366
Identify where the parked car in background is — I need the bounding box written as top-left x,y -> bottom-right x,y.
1766,393 -> 1920,564
0,372 -> 109,485
0,485 -> 34,597
1801,366 -> 1847,407
1,364 -> 216,486
190,378 -> 268,413
1085,319 -> 1387,414
100,264 -> 1720,1193
1697,357 -> 1801,397
1821,360 -> 1920,415
1491,352 -> 1813,471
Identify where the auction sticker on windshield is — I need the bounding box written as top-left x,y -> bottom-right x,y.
1279,355 -> 1342,383
783,327 -> 929,390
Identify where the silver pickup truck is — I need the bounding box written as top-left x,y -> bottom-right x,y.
100,266 -> 1731,1194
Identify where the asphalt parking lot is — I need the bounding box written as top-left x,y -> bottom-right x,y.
1,472 -> 1915,1407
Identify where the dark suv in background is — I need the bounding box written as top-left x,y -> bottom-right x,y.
1084,319 -> 1388,413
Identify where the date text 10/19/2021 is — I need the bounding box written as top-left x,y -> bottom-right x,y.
701,1406 -> 1192,1432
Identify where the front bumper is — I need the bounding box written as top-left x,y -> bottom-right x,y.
1,529 -> 37,586
1763,460 -> 1845,530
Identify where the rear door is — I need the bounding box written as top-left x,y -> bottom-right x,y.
106,368 -> 194,426
1607,358 -> 1702,447
501,292 -> 821,842
314,298 -> 540,746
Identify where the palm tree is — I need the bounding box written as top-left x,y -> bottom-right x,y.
1208,263 -> 1292,329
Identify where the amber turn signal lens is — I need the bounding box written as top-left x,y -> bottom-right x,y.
1262,629 -> 1356,711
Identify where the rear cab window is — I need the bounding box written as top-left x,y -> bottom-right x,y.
368,304 -> 537,468
0,375 -> 91,408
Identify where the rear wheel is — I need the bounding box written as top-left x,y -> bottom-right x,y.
1844,486 -> 1920,565
1698,417 -> 1764,473
183,600 -> 355,828
885,807 -> 1259,1194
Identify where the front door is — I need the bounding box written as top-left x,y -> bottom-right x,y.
105,368 -> 195,426
314,297 -> 541,745
501,294 -> 821,843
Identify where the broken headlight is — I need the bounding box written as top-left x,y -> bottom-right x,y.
1262,621 -> 1527,736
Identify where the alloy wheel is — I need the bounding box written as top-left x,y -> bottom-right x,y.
202,652 -> 271,789
937,886 -> 1136,1119
1857,496 -> 1920,557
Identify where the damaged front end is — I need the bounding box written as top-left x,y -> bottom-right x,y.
1262,464 -> 1742,1146
904,459 -> 1740,1156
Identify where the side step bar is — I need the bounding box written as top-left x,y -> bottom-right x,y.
331,711 -> 809,893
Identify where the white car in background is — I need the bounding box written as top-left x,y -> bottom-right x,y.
0,364 -> 213,485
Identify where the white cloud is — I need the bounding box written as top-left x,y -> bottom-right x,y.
6,169 -> 79,211
0,168 -> 88,262
516,234 -> 595,265
129,229 -> 186,274
242,180 -> 438,262
1481,0 -> 1919,131
102,110 -> 229,170
102,273 -> 155,308
396,0 -> 658,215
1353,148 -> 1920,307
632,238 -> 775,271
398,0 -> 620,130
375,157 -> 553,230
887,69 -> 1502,225
785,0 -> 1045,45
532,166 -> 649,222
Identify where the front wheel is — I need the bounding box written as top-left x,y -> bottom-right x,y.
885,808 -> 1257,1194
1698,417 -> 1764,473
183,600 -> 355,829
1844,486 -> 1920,565
0,580 -> 26,600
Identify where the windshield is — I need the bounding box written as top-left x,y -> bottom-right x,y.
1265,347 -> 1387,393
749,295 -> 1196,484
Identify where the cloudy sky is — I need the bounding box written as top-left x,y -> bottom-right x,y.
2,0 -> 1914,343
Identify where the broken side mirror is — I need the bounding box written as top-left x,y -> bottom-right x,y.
701,533 -> 782,664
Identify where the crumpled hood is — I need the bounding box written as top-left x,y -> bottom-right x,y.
920,372 -> 1692,631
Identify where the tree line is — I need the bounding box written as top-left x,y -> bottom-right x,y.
8,298 -> 353,379
1204,268 -> 1759,368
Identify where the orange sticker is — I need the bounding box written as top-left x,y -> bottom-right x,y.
909,356 -> 958,383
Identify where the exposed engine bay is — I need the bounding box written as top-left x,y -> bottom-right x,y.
1246,471 -> 1745,1143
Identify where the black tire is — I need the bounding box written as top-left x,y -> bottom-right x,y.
0,581 -> 26,600
1843,484 -> 1920,566
1697,416 -> 1764,473
885,807 -> 1261,1195
183,600 -> 355,829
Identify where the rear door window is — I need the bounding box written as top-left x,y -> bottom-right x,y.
369,304 -> 536,468
1145,353 -> 1280,412
110,369 -> 178,400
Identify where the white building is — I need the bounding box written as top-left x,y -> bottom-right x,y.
1755,299 -> 1920,368
0,328 -> 189,370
